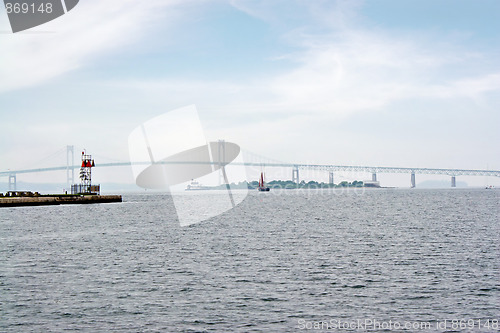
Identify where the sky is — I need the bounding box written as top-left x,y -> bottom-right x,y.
0,0 -> 499,188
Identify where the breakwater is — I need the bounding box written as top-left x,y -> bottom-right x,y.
0,194 -> 122,207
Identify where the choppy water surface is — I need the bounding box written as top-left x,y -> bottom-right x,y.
1,189 -> 499,332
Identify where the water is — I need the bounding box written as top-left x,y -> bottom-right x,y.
1,189 -> 499,332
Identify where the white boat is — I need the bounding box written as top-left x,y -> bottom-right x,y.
185,180 -> 209,191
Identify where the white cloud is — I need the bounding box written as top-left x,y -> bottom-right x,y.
2,0 -> 497,108
95,15 -> 500,142
427,74 -> 500,101
0,0 -> 190,93
226,1 -> 500,120
266,30 -> 500,118
70,0 -> 500,138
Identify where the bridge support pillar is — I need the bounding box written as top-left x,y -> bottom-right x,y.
217,140 -> 227,186
66,145 -> 74,187
411,173 -> 416,188
8,173 -> 16,192
451,176 -> 456,188
372,173 -> 377,182
328,172 -> 334,185
292,166 -> 299,184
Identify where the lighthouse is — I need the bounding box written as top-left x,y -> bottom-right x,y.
71,151 -> 100,194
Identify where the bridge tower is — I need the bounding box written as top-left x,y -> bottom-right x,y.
66,145 -> 74,188
451,176 -> 456,188
217,139 -> 227,186
8,173 -> 16,192
328,171 -> 334,185
292,166 -> 299,184
372,172 -> 377,182
411,172 -> 416,188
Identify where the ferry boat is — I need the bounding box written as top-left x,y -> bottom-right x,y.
185,180 -> 209,191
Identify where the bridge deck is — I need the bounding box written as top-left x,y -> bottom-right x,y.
1,161 -> 499,177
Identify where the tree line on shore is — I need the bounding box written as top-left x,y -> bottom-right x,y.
209,180 -> 365,190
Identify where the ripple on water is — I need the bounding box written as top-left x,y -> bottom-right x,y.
0,189 -> 499,332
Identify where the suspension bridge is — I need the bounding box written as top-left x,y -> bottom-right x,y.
1,145 -> 499,191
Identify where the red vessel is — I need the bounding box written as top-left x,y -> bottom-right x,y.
258,172 -> 270,192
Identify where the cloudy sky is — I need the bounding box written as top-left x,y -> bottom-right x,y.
0,0 -> 499,187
